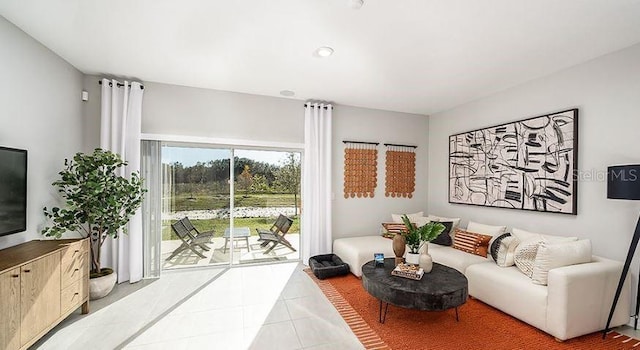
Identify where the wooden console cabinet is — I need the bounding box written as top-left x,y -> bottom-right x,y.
0,239 -> 89,350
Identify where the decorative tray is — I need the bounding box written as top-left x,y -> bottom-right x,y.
391,263 -> 424,280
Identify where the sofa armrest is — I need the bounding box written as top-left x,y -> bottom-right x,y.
547,257 -> 630,340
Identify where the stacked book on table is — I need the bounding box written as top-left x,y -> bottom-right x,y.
392,263 -> 424,280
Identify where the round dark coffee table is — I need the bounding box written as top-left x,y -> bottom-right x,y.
362,258 -> 468,323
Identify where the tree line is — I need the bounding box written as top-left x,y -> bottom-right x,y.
166,154 -> 301,197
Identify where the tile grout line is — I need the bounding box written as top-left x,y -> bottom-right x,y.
114,267 -> 231,350
304,269 -> 391,350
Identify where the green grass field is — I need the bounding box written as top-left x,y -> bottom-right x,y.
162,217 -> 300,241
170,193 -> 300,211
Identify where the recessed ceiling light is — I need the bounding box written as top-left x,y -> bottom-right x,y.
316,46 -> 334,57
280,90 -> 295,97
348,0 -> 364,9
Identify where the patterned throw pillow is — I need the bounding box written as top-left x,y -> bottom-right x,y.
490,233 -> 511,261
514,238 -> 542,278
431,222 -> 453,246
452,229 -> 493,257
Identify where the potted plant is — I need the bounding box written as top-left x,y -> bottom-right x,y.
42,149 -> 146,299
402,215 -> 446,269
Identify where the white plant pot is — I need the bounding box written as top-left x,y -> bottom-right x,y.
89,270 -> 117,300
405,252 -> 420,265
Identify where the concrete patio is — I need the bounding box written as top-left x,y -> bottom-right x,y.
162,233 -> 300,270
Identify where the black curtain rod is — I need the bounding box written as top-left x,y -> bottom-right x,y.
99,80 -> 145,90
304,103 -> 332,110
343,140 -> 379,146
384,143 -> 418,149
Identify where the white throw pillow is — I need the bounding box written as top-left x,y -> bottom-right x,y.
512,228 -> 578,243
414,216 -> 430,227
532,240 -> 592,285
467,222 -> 506,237
391,211 -> 424,223
427,214 -> 461,232
496,236 -> 519,267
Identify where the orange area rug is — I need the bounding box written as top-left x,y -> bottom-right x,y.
306,270 -> 638,350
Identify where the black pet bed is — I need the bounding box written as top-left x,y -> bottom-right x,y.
309,254 -> 350,280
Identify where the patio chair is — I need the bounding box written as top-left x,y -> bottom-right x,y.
165,218 -> 214,260
256,214 -> 296,254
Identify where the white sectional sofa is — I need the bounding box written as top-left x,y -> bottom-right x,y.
332,234 -> 631,341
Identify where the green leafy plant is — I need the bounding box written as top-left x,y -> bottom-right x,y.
402,214 -> 446,254
41,149 -> 146,277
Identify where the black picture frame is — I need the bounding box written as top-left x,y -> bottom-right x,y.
448,108 -> 578,215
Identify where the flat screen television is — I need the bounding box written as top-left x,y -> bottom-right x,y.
0,146 -> 27,236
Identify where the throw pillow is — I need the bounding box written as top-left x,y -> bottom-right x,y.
414,216 -> 430,227
431,222 -> 453,246
467,222 -> 507,237
514,238 -> 542,278
490,233 -> 511,261
531,239 -> 592,285
391,211 -> 424,223
381,222 -> 408,234
496,236 -> 519,267
467,221 -> 507,250
427,214 -> 461,233
452,229 -> 492,257
512,228 -> 578,243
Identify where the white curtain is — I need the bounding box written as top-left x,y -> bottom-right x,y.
302,102 -> 333,264
100,78 -> 144,283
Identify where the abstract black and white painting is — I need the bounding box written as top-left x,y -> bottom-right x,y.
449,109 -> 578,215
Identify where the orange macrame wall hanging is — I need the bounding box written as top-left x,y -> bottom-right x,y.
343,141 -> 378,198
385,144 -> 417,198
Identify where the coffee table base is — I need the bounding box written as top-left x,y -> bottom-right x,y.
377,300 -> 460,324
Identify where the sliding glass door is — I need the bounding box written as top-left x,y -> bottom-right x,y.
158,143 -> 301,270
231,149 -> 301,265
161,145 -> 232,269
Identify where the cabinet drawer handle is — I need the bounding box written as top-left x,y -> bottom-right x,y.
23,269 -> 31,273
74,292 -> 79,296
11,274 -> 19,278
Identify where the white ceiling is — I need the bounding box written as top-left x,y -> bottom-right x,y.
2,0 -> 640,115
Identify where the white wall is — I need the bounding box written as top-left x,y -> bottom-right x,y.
143,81 -> 304,144
332,106 -> 428,239
0,16 -> 84,249
428,43 -> 640,262
82,76 -> 305,146
83,78 -> 429,240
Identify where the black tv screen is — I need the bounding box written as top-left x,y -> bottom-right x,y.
0,147 -> 27,236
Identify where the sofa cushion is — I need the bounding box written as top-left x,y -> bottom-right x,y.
333,235 -> 396,277
452,229 -> 493,257
467,221 -> 506,237
532,239 -> 592,285
391,211 -> 423,223
466,262 -> 548,331
496,236 -> 518,267
431,221 -> 453,246
428,243 -> 488,274
512,228 -> 578,243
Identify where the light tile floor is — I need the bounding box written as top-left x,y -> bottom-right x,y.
33,263 -> 363,350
